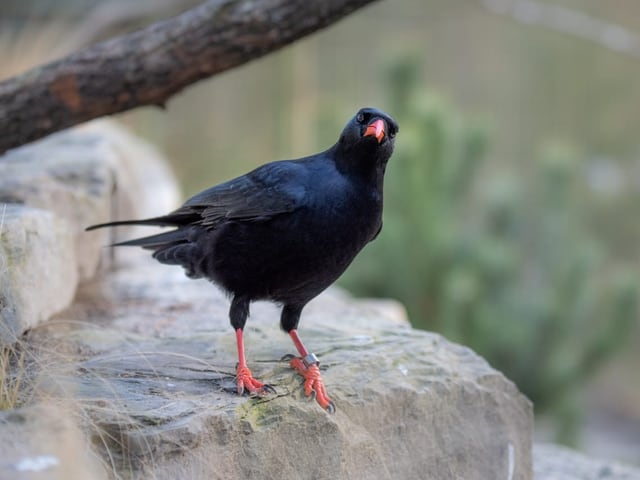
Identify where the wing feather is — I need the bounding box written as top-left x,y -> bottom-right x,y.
178,160 -> 307,228
86,159 -> 309,236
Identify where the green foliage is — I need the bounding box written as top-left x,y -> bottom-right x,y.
340,59 -> 639,445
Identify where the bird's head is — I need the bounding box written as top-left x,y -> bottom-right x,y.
335,107 -> 398,175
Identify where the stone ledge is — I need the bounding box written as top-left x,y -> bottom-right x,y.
18,256 -> 534,480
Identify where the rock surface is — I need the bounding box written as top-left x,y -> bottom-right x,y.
0,404 -> 108,480
0,205 -> 76,344
534,443 -> 640,480
0,120 -> 180,346
19,252 -> 534,480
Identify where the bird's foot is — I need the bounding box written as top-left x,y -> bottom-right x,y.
290,354 -> 335,413
236,364 -> 275,396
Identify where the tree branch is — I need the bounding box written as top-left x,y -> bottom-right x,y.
0,0 -> 378,155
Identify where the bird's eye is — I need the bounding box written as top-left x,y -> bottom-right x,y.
389,130 -> 396,138
356,113 -> 365,123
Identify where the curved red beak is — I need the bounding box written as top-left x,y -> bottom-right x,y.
364,119 -> 385,144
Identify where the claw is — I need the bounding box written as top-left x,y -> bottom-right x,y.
262,383 -> 277,394
289,355 -> 335,413
325,401 -> 336,414
236,364 -> 273,396
280,353 -> 296,362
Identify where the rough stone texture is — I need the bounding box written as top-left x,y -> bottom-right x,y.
0,120 -> 180,345
0,404 -> 108,480
22,254 -> 534,480
534,443 -> 640,480
0,205 -> 76,344
0,119 -> 180,280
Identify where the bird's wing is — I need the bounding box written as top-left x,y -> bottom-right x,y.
86,160 -> 309,233
178,160 -> 308,228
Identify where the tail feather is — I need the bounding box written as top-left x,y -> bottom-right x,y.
88,215 -> 206,279
86,213 -> 198,232
111,229 -> 190,248
87,218 -> 163,231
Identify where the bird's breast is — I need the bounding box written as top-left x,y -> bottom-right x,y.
206,179 -> 382,304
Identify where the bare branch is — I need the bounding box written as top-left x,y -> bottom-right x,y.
0,0 -> 378,155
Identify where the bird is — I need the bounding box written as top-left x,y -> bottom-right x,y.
87,107 -> 398,412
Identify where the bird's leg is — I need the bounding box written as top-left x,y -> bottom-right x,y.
235,328 -> 271,395
281,304 -> 334,412
288,329 -> 335,413
230,296 -> 273,396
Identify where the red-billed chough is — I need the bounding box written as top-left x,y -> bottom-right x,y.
87,107 -> 398,412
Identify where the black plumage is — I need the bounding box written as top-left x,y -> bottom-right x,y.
87,107 -> 398,412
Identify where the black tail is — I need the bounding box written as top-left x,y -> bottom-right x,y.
111,228 -> 191,248
87,215 -> 204,278
86,212 -> 199,232
85,218 -> 166,231
86,213 -> 199,250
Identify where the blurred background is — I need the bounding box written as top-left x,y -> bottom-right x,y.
1,0 -> 639,465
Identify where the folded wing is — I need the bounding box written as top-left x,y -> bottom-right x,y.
86,160 -> 308,250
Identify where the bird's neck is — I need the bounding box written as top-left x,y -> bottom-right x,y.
331,144 -> 388,189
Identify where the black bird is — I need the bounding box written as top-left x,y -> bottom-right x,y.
87,108 -> 398,412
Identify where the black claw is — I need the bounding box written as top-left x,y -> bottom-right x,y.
280,353 -> 296,362
262,384 -> 277,394
325,401 -> 336,414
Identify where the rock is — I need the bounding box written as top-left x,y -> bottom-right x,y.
0,404 -> 108,480
0,120 -> 180,345
534,443 -> 640,480
23,254 -> 534,480
0,119 -> 180,281
0,205 -> 76,345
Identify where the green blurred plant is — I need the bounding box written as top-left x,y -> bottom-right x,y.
340,58 -> 638,445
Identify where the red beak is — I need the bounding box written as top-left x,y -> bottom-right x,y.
364,119 -> 385,144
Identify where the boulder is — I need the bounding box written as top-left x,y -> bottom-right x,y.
0,120 -> 180,345
0,120 -> 180,280
22,255 -> 534,480
0,205 -> 76,344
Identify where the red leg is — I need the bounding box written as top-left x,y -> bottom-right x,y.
288,329 -> 335,413
235,328 -> 272,396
